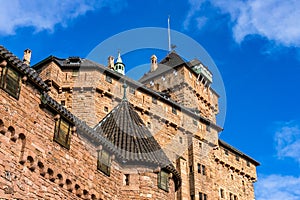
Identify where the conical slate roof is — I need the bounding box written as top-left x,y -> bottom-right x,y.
94,98 -> 168,166
92,96 -> 181,189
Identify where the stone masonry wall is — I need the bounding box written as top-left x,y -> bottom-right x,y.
0,70 -> 176,199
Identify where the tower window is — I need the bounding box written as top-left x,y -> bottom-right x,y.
172,106 -> 177,115
206,125 -> 211,132
72,69 -> 79,77
104,106 -> 108,112
202,165 -> 206,175
0,65 -> 21,99
224,149 -> 229,155
197,164 -> 206,175
158,170 -> 169,192
105,74 -> 112,83
54,117 -> 72,149
193,119 -> 198,126
236,154 -> 240,161
220,188 -> 224,198
247,160 -> 250,167
124,174 -> 130,186
199,192 -> 207,200
179,136 -> 183,144
97,149 -> 111,176
129,87 -> 135,94
152,96 -> 157,104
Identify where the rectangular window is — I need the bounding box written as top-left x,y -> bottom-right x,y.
206,125 -> 211,132
97,149 -> 111,176
224,149 -> 229,156
124,174 -> 130,186
179,136 -> 183,144
172,106 -> 177,115
104,106 -> 108,112
220,188 -> 224,198
190,165 -> 193,173
247,160 -> 250,167
199,192 -> 207,200
129,87 -> 135,94
197,163 -> 201,173
158,170 -> 169,192
72,69 -> 79,77
202,165 -> 206,175
54,117 -> 72,149
105,74 -> 112,83
0,65 -> 21,99
193,119 -> 198,126
152,96 -> 157,104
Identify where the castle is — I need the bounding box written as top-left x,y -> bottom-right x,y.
0,45 -> 259,200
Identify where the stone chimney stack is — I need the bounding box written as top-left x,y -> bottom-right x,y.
23,49 -> 32,66
151,55 -> 158,72
107,56 -> 114,69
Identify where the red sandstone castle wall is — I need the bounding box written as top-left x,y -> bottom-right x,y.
0,69 -> 176,199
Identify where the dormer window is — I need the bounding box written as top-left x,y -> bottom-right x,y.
0,64 -> 21,99
67,56 -> 81,64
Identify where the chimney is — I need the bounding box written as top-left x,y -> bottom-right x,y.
151,55 -> 158,72
23,49 -> 32,66
107,56 -> 114,69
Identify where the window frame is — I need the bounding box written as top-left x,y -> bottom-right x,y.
105,74 -> 112,83
54,117 -> 72,149
97,149 -> 111,176
158,170 -> 169,192
152,96 -> 157,104
172,106 -> 177,115
0,64 -> 21,99
199,192 -> 207,200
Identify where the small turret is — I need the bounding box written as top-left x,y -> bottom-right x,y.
114,52 -> 125,75
151,55 -> 158,72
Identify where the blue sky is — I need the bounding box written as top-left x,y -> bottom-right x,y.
1,0 -> 300,199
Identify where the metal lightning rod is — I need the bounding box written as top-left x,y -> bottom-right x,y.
168,16 -> 171,52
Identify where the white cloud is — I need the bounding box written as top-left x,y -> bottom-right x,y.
0,0 -> 126,35
183,0 -> 206,30
185,0 -> 300,47
275,121 -> 300,163
256,174 -> 300,200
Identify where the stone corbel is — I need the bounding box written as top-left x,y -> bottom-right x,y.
0,59 -> 7,68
